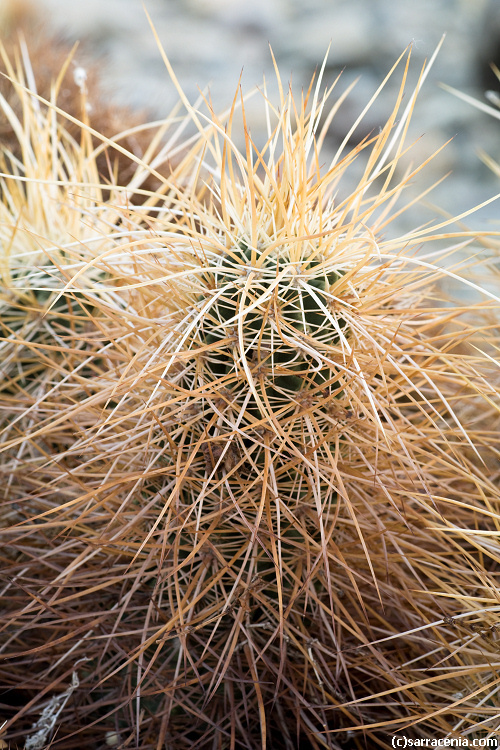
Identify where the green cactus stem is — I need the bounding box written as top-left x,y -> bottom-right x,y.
201,242 -> 346,422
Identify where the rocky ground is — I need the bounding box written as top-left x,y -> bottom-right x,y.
8,0 -> 500,233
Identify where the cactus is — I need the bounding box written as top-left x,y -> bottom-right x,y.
0,47 -> 100,401
1,36 -> 500,750
0,37 -> 173,407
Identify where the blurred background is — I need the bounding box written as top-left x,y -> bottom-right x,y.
4,0 -> 500,232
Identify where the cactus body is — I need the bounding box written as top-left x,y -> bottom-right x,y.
202,242 -> 345,422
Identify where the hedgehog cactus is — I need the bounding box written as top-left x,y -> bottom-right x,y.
2,34 -> 500,750
0,38 -> 170,404
0,43 -> 106,401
